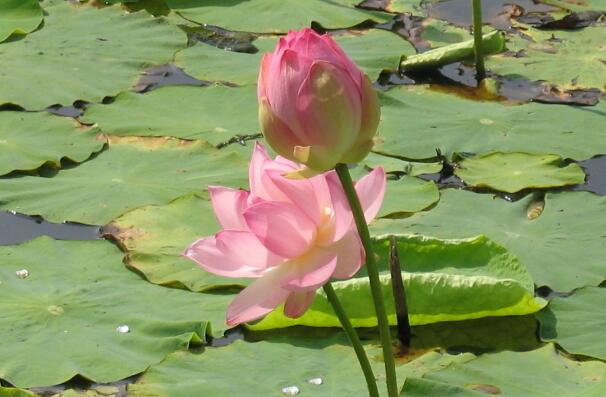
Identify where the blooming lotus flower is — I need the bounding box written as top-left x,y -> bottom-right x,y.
183,143 -> 386,326
257,28 -> 381,174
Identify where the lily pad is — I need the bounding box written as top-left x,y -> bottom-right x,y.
0,237 -> 232,388
0,111 -> 104,176
0,136 -> 249,224
400,344 -> 606,396
362,152 -> 443,176
375,85 -> 606,160
537,287 -> 606,361
372,189 -> 606,292
0,388 -> 36,397
251,234 -> 545,330
165,0 -> 390,33
104,194 -> 249,291
454,152 -> 586,193
0,1 -> 185,109
0,0 -> 43,43
380,176 -> 440,217
81,85 -> 258,144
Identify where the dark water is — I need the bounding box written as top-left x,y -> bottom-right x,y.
574,155 -> 606,195
133,64 -> 209,93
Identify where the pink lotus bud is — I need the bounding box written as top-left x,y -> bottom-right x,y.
183,143 -> 386,326
257,28 -> 380,174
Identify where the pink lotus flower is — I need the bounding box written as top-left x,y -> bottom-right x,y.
183,143 -> 386,326
258,28 -> 381,174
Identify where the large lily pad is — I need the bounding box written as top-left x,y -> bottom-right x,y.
537,287 -> 606,361
0,1 -> 185,109
372,189 -> 606,292
380,176 -> 440,217
81,85 -> 258,144
401,344 -> 606,396
0,237 -> 232,388
375,85 -> 606,160
165,0 -> 390,33
454,152 -> 586,193
0,111 -> 104,176
0,136 -> 249,225
251,234 -> 545,330
0,0 -> 43,43
104,194 -> 249,291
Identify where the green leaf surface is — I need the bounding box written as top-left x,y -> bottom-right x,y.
375,85 -> 606,160
165,0 -> 390,33
0,388 -> 36,397
454,152 -> 586,193
251,234 -> 545,330
0,136 -> 249,224
0,1 -> 185,109
81,85 -> 258,144
0,111 -> 104,176
372,189 -> 606,292
104,194 -> 249,291
537,287 -> 606,361
0,0 -> 43,43
362,152 -> 443,176
380,176 -> 440,217
0,237 -> 232,388
129,336 -> 474,397
400,344 -> 606,396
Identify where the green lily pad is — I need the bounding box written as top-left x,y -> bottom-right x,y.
454,152 -> 586,193
0,136 -> 249,224
0,0 -> 43,43
372,189 -> 606,292
0,1 -> 185,109
81,85 -> 258,144
251,234 -> 545,330
0,237 -> 232,388
0,111 -> 104,176
165,0 -> 390,33
104,194 -> 249,291
537,287 -> 606,361
362,152 -> 443,176
0,388 -> 36,397
375,85 -> 606,160
400,344 -> 606,396
129,336 -> 475,397
380,176 -> 440,217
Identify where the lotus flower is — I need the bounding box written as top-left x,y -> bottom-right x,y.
183,143 -> 386,326
257,28 -> 381,174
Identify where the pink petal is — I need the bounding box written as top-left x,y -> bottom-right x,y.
257,53 -> 272,100
281,247 -> 338,291
331,230 -> 364,279
208,186 -> 249,231
326,171 -> 354,241
182,230 -> 283,278
355,167 -> 387,222
248,142 -> 296,202
244,201 -> 317,258
283,291 -> 316,318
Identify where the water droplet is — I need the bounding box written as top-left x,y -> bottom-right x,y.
308,377 -> 323,385
281,386 -> 300,395
15,269 -> 29,279
116,325 -> 130,333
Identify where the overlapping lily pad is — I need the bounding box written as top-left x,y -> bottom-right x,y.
0,0 -> 185,109
372,189 -> 606,292
251,234 -> 545,330
0,237 -> 232,388
81,85 -> 258,144
401,344 -> 606,396
0,0 -> 43,42
537,287 -> 606,361
454,152 -> 586,193
0,136 -> 249,224
380,176 -> 440,217
0,111 -> 104,176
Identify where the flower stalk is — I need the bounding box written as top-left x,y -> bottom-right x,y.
472,0 -> 486,81
335,163 -> 399,397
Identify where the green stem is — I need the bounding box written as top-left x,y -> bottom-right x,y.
472,0 -> 486,81
335,163 -> 399,397
323,282 -> 380,397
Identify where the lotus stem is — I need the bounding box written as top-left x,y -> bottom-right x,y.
335,163 -> 399,397
472,0 -> 486,81
323,282 -> 380,397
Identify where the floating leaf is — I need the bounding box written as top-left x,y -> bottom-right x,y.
454,152 -> 586,193
372,189 -> 606,292
0,0 -> 43,43
380,176 -> 440,217
0,136 -> 249,224
251,235 -> 545,330
537,287 -> 606,361
0,237 -> 232,388
0,388 -> 37,397
0,111 -> 104,176
0,1 -> 185,109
